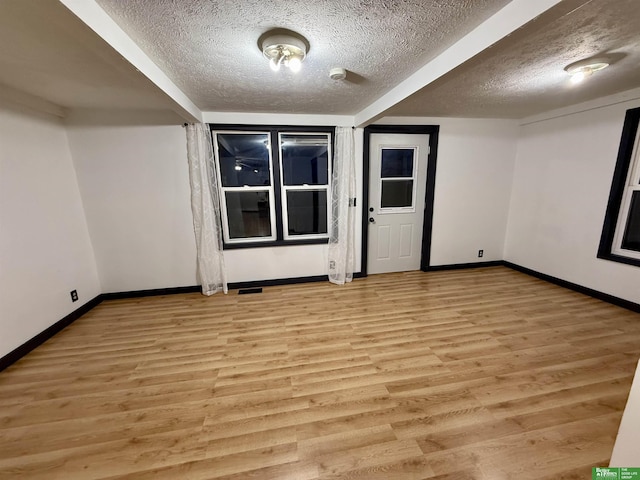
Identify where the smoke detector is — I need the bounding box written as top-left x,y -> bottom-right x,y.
330,68 -> 347,81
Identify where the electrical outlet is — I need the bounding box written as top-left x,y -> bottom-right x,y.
70,290 -> 78,302
478,250 -> 484,258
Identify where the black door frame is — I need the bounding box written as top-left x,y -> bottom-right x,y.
361,124 -> 440,275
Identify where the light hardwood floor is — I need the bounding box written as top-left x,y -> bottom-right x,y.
1,266 -> 639,479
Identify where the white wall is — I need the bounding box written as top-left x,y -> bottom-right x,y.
0,100 -> 100,358
378,117 -> 519,266
66,113 -> 516,293
66,114 -> 198,293
505,97 -> 640,304
66,112 -> 363,290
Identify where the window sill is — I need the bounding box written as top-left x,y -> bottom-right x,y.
223,238 -> 329,250
597,251 -> 640,268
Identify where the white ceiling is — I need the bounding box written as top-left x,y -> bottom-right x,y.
385,0 -> 640,118
0,0 -> 175,113
0,0 -> 638,123
93,0 -> 511,115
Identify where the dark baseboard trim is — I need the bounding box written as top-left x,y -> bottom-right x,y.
101,285 -> 201,300
0,295 -> 103,373
425,260 -> 639,313
503,261 -> 640,314
229,272 -> 368,289
103,274 -> 363,299
229,275 -> 329,290
426,260 -> 504,271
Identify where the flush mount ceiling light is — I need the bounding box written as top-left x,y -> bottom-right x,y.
564,57 -> 609,84
261,31 -> 307,73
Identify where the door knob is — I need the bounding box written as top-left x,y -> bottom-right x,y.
369,217 -> 375,223
369,207 -> 374,212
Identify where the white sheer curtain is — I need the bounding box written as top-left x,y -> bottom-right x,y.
186,123 -> 228,295
328,126 -> 357,285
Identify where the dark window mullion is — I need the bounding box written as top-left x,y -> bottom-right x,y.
270,130 -> 285,241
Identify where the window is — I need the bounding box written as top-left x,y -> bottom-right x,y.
211,126 -> 333,247
598,106 -> 640,267
379,147 -> 417,210
216,132 -> 276,243
279,134 -> 330,239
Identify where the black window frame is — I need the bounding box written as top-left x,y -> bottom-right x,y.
598,106 -> 640,267
210,124 -> 335,250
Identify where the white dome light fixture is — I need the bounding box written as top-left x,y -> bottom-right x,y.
564,57 -> 609,85
261,31 -> 307,73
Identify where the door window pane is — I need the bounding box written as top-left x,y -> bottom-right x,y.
381,180 -> 413,208
286,190 -> 327,235
217,133 -> 271,187
225,191 -> 271,239
381,148 -> 414,178
622,191 -> 640,252
281,135 -> 329,185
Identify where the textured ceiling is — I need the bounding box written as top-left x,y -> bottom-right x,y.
385,0 -> 640,118
94,0 -> 512,114
0,0 -> 175,112
1,0 -> 638,121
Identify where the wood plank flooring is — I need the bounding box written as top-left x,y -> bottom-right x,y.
1,266 -> 639,479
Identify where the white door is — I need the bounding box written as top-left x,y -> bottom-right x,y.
367,133 -> 429,274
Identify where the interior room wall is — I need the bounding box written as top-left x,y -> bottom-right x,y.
377,117 -> 519,266
66,111 -> 363,290
67,112 -> 516,292
0,100 -> 100,358
505,96 -> 640,304
66,111 -> 198,293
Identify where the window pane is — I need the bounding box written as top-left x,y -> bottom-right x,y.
381,180 -> 413,208
217,133 -> 271,187
286,190 -> 327,236
622,191 -> 640,252
225,191 -> 271,239
281,134 -> 329,185
381,148 -> 414,178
